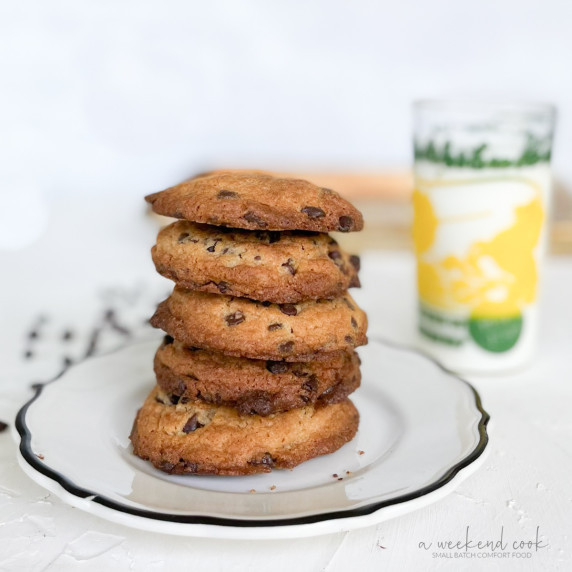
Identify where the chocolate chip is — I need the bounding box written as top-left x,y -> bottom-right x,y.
254,255 -> 261,261
178,233 -> 189,243
338,216 -> 354,232
280,304 -> 298,316
268,323 -> 283,331
206,244 -> 216,252
300,395 -> 310,403
278,341 -> 294,354
261,301 -> 272,307
170,394 -> 180,405
328,250 -> 342,260
217,189 -> 239,199
345,335 -> 354,344
349,254 -> 361,271
0,421 -> 8,433
301,206 -> 325,219
351,317 -> 358,328
225,312 -> 245,326
237,391 -> 274,415
243,211 -> 268,228
222,247 -> 229,254
343,298 -> 355,311
266,361 -> 288,374
281,259 -> 297,275
182,414 -> 204,433
217,281 -> 230,293
302,375 -> 318,392
248,453 -> 275,467
160,461 -> 176,472
163,335 -> 174,345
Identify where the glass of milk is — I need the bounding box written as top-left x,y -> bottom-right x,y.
412,100 -> 556,373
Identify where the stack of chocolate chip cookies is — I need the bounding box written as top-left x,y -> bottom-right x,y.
130,170 -> 368,476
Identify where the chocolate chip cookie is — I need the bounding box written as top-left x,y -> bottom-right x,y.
130,384 -> 360,475
152,220 -> 360,303
145,170 -> 364,232
150,287 -> 368,361
155,337 -> 361,415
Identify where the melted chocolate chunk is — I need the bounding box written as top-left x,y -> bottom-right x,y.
328,250 -> 342,260
163,335 -> 174,345
182,414 -> 204,433
268,323 -> 283,331
302,375 -> 318,392
278,341 -> 295,354
349,254 -> 361,271
266,361 -> 288,374
217,189 -> 239,199
225,312 -> 245,326
338,215 -> 354,232
248,453 -> 275,467
243,211 -> 268,227
344,335 -> 354,344
301,206 -> 325,219
279,304 -> 298,316
237,391 -> 274,416
170,394 -> 181,405
281,259 -> 296,275
217,281 -> 230,293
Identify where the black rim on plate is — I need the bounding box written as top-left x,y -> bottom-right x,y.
15,337 -> 490,528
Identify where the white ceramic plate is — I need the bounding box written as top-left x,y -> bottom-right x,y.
14,337 -> 489,539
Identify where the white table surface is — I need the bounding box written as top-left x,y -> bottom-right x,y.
1,192 -> 571,572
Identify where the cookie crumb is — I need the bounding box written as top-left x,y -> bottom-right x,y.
358,450 -> 365,455
346,471 -> 351,475
270,485 -> 276,491
249,489 -> 256,494
337,477 -> 343,481
36,453 -> 45,460
332,473 -> 338,478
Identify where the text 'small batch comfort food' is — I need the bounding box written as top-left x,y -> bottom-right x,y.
130,171 -> 367,475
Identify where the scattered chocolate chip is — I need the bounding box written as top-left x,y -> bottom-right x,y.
237,391 -> 273,415
351,317 -> 358,329
338,216 -> 354,232
0,421 -> 8,433
248,453 -> 275,467
268,323 -> 283,331
266,361 -> 288,374
170,394 -> 180,405
217,281 -> 230,293
328,250 -> 342,260
278,341 -> 295,354
338,477 -> 343,481
344,335 -> 354,344
302,375 -> 318,392
349,255 -> 361,271
163,335 -> 174,345
301,206 -> 325,219
261,301 -> 272,307
281,259 -> 297,275
343,298 -> 355,311
182,460 -> 198,472
280,304 -> 298,316
243,211 -> 267,227
160,461 -> 175,472
225,312 -> 245,326
182,414 -> 204,433
217,189 -> 239,199
254,255 -> 261,261
333,473 -> 338,478
178,233 -> 189,243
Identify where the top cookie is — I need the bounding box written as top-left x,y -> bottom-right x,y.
145,170 -> 364,232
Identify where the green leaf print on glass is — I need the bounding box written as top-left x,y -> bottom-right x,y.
468,314 -> 523,353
